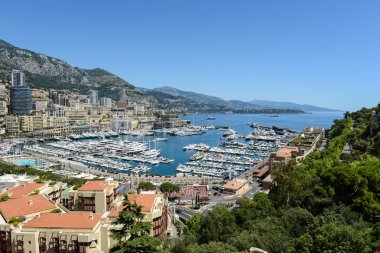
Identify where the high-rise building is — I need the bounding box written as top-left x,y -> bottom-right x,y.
10,86 -> 32,115
12,70 -> 25,87
89,90 -> 99,105
49,90 -> 60,104
10,70 -> 33,115
100,97 -> 112,107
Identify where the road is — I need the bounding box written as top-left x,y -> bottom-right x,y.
175,182 -> 262,221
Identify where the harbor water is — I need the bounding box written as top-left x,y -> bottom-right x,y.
107,111 -> 342,176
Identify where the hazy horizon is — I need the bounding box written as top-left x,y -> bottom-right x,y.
1,0 -> 379,111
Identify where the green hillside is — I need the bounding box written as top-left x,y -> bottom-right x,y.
168,104 -> 380,253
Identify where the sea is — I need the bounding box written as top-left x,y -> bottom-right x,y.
114,111 -> 343,176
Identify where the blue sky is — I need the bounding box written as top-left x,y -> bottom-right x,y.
0,0 -> 379,111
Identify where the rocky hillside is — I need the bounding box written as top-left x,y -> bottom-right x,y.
0,39 -> 304,114
0,39 -> 151,102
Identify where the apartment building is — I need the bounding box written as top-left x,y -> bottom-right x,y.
64,108 -> 89,126
33,99 -> 49,112
19,116 -> 33,132
138,117 -> 155,130
108,193 -> 170,237
100,97 -> 112,108
0,207 -> 114,253
0,100 -> 8,116
66,180 -> 119,213
5,116 -> 20,133
15,213 -> 112,253
5,115 -> 70,136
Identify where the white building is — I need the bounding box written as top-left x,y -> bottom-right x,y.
100,97 -> 112,108
12,70 -> 25,87
134,104 -> 145,116
112,119 -> 132,132
89,90 -> 99,105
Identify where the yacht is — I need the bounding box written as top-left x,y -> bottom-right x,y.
153,137 -> 168,142
141,149 -> 161,158
223,128 -> 236,137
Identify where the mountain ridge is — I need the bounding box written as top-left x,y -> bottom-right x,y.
0,38 -> 308,113
250,99 -> 338,112
153,86 -> 337,111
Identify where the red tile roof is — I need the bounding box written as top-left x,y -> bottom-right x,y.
23,213 -> 102,229
127,194 -> 157,212
77,181 -> 114,191
108,194 -> 158,218
0,195 -> 56,221
0,183 -> 46,199
223,179 -> 248,191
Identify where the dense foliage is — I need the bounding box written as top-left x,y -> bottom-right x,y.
169,105 -> 380,253
138,181 -> 156,191
110,195 -> 165,253
159,182 -> 181,194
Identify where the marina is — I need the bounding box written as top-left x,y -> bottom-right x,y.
3,122 -> 296,179
0,112 -> 341,179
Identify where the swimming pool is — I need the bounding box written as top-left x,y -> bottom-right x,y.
13,159 -> 37,167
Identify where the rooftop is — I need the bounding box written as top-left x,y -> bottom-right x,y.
77,180 -> 115,192
256,166 -> 269,177
0,182 -> 46,199
0,195 -> 56,221
108,194 -> 158,218
273,146 -> 299,158
223,179 -> 248,190
23,213 -> 102,229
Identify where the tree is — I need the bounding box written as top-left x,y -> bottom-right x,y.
198,205 -> 238,244
233,193 -> 275,227
110,195 -> 164,253
312,222 -> 372,253
159,182 -> 180,194
187,241 -> 237,253
138,181 -> 156,191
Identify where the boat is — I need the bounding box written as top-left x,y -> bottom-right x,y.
153,137 -> 168,142
223,129 -> 236,137
141,149 -> 161,158
189,152 -> 204,161
206,115 -> 216,120
268,114 -> 279,117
